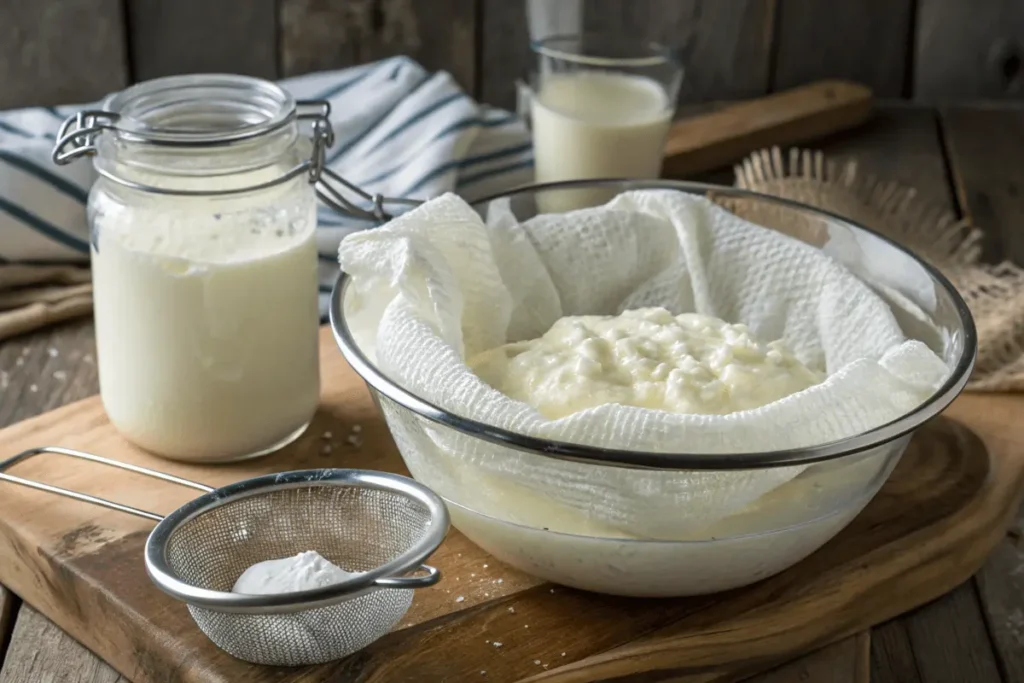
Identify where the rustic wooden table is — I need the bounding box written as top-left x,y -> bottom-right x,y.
0,102 -> 1022,683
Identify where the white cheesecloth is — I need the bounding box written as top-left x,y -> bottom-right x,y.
338,190 -> 951,539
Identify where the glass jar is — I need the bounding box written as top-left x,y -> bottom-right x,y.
53,75 -> 327,462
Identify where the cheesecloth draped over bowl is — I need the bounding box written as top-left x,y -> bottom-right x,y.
338,190 -> 952,540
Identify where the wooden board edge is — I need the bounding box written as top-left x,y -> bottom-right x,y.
0,527 -> 156,683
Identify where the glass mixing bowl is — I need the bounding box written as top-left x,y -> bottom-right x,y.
329,179 -> 976,597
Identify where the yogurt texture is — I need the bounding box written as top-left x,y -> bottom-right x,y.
468,307 -> 822,419
232,551 -> 358,595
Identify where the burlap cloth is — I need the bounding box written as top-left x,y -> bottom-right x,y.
2,146 -> 1019,392
733,147 -> 1023,392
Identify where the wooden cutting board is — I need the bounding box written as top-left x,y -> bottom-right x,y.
0,326 -> 1020,683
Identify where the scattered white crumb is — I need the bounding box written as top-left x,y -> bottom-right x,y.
496,579 -> 503,584
471,573 -> 476,578
47,348 -> 58,357
455,596 -> 465,603
83,354 -> 93,364
322,431 -> 332,439
351,424 -> 362,433
15,358 -> 23,367
321,444 -> 332,454
483,563 -> 488,568
346,434 -> 363,447
53,370 -> 66,381
457,553 -> 462,557
492,642 -> 502,648
561,652 -> 566,657
0,372 -> 8,389
484,592 -> 490,597
543,664 -> 549,669
508,607 -> 515,614
480,672 -> 486,676
549,588 -> 555,593
21,347 -> 30,356
1005,608 -> 1024,645
29,384 -> 37,392
534,660 -> 541,665
524,625 -> 529,628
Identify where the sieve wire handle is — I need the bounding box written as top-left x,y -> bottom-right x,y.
373,563 -> 441,589
0,446 -> 214,523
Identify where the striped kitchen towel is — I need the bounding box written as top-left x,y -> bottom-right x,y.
0,56 -> 534,316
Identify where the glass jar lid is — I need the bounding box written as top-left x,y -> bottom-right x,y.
52,73 -> 418,221
103,74 -> 297,146
53,74 -> 333,195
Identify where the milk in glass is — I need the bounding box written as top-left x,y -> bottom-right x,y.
530,71 -> 673,212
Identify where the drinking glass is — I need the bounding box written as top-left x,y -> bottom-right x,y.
519,33 -> 683,211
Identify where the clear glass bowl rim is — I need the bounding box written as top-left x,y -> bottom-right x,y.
329,178 -> 977,471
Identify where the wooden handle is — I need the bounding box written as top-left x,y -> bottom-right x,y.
662,80 -> 873,178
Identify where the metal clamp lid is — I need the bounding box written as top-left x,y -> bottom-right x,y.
51,99 -> 419,224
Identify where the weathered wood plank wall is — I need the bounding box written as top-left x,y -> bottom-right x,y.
126,0 -> 279,82
279,0 -> 477,89
1,0 -> 1024,110
772,0 -> 915,98
916,0 -> 1024,101
0,0 -> 128,108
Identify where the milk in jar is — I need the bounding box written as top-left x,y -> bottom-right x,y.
56,74 -> 324,462
90,181 -> 320,462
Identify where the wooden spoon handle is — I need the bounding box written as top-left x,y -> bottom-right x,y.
662,80 -> 874,178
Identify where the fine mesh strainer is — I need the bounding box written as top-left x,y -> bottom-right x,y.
0,446 -> 449,667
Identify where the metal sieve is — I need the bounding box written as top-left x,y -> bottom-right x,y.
0,446 -> 449,667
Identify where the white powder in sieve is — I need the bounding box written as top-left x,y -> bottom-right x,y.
231,550 -> 359,595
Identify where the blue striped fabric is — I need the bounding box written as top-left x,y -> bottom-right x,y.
0,57 -> 534,314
